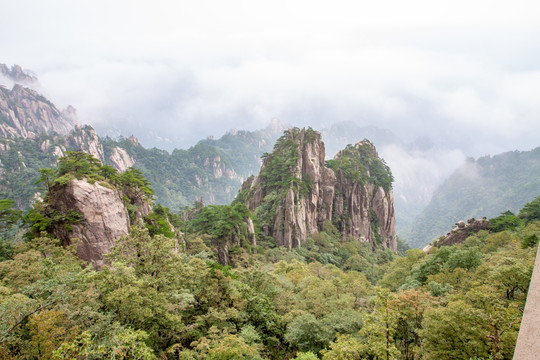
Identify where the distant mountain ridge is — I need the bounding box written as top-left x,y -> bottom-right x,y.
0,83 -> 77,138
0,64 -> 37,85
404,147 -> 540,248
0,65 -> 286,210
2,63 -> 505,249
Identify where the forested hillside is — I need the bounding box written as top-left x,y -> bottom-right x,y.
404,147 -> 540,248
1,151 -> 539,359
0,69 -> 284,212
100,122 -> 283,211
0,122 -> 284,212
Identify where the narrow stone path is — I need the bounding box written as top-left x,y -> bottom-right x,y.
513,245 -> 540,359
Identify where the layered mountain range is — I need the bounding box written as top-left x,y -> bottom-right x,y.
404,147 -> 540,248
0,65 -> 285,211
2,63 -> 539,250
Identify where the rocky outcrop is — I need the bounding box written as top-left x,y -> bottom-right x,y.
48,179 -> 130,268
202,156 -> 236,179
109,146 -> 135,172
241,128 -> 397,252
431,217 -> 490,249
46,172 -> 155,268
0,64 -> 37,85
214,216 -> 258,266
0,84 -> 76,138
66,125 -> 105,163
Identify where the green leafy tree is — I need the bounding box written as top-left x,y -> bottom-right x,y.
519,195 -> 540,223
358,288 -> 400,360
0,199 -> 22,260
321,334 -> 367,360
284,313 -> 334,353
489,211 -> 524,232
55,151 -> 103,185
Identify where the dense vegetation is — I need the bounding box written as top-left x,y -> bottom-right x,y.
236,128 -> 319,231
1,151 -> 539,359
405,147 -> 540,248
0,135 -> 62,209
0,123 -> 281,213
326,141 -> 394,193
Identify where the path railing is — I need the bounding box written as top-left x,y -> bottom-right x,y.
513,244 -> 540,359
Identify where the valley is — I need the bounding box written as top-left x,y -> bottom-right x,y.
0,64 -> 539,359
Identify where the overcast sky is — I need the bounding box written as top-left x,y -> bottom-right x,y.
1,0 -> 540,155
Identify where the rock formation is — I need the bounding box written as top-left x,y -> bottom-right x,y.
48,179 -> 131,268
428,217 -> 490,250
0,84 -> 76,138
45,173 -> 154,268
0,64 -> 38,85
66,125 -> 105,163
109,146 -> 136,172
240,128 -> 397,252
215,216 -> 257,266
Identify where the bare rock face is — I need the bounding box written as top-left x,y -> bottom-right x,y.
214,215 -> 258,266
49,179 -> 130,268
109,146 -> 136,172
0,64 -> 38,85
0,84 -> 76,138
66,125 -> 105,163
242,128 -> 397,252
332,141 -> 397,250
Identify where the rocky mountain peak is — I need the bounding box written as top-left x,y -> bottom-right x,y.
67,125 -> 105,162
0,64 -> 38,85
49,178 -> 131,268
0,82 -> 76,138
239,128 -> 397,251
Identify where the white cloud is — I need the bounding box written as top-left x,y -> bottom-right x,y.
0,0 -> 539,153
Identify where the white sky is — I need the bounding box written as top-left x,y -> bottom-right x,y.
1,0 -> 540,154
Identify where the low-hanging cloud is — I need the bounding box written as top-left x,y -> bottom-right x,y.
1,0 -> 539,155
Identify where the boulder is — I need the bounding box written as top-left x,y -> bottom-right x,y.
49,178 -> 130,268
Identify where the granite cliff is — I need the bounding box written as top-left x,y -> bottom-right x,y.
28,152 -> 155,268
0,84 -> 76,138
48,178 -> 132,268
239,128 -> 397,251
423,217 -> 490,252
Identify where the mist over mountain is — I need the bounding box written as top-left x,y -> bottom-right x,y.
404,147 -> 540,248
2,2 -> 540,357
2,64 -> 540,251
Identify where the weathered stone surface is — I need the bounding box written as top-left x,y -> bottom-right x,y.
0,84 -> 76,139
431,217 -> 490,249
247,217 -> 257,248
243,128 -> 397,251
109,146 -> 136,172
49,179 -> 130,268
213,216 -> 259,266
66,125 -> 105,163
0,64 -> 38,85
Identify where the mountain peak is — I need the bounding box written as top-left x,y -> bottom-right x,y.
0,80 -> 76,139
0,64 -> 38,85
238,127 -> 397,251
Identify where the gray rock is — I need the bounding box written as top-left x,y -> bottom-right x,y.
49,178 -> 130,268
243,129 -> 397,252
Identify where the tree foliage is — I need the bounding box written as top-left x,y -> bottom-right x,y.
0,147 -> 538,360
